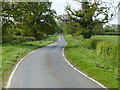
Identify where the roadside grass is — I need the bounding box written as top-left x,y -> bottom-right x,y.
91,35 -> 119,44
1,35 -> 58,88
64,35 -> 118,88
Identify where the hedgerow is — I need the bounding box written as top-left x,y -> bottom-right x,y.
83,38 -> 119,65
2,36 -> 36,43
96,42 -> 119,65
83,39 -> 101,49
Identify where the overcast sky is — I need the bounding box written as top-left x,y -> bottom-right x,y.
50,0 -> 119,25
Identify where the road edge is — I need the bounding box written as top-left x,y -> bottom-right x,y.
5,50 -> 36,88
5,42 -> 56,88
62,42 -> 108,89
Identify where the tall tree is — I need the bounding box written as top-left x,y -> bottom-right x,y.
59,0 -> 114,38
2,2 -> 58,39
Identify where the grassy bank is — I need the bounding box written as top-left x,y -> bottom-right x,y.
64,35 -> 118,88
1,35 -> 58,88
91,35 -> 119,44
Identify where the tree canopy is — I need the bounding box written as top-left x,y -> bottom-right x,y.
2,2 -> 58,40
58,0 -> 114,38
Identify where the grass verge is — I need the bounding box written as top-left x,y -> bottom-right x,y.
1,35 -> 58,88
64,35 -> 118,88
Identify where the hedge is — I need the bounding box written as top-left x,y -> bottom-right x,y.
2,36 -> 36,43
82,38 -> 119,65
96,42 -> 119,65
83,39 -> 101,49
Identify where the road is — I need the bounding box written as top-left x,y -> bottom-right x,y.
9,35 -> 104,88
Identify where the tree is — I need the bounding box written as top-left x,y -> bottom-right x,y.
2,2 -> 58,39
59,0 -> 114,38
103,25 -> 111,32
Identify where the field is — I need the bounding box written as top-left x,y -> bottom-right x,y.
1,35 -> 57,88
91,35 -> 119,44
64,35 -> 118,88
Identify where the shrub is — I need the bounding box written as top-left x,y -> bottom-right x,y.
82,38 -> 119,65
2,36 -> 13,43
83,39 -> 101,49
3,36 -> 36,43
96,42 -> 119,65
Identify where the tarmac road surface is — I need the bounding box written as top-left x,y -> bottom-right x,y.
9,35 -> 104,88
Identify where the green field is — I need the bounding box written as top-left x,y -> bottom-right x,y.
64,35 -> 118,88
1,35 -> 57,88
91,35 -> 119,44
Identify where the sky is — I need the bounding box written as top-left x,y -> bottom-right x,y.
50,0 -> 119,25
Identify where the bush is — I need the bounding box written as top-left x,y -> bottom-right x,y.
82,38 -> 119,65
96,42 -> 119,65
3,36 -> 36,43
2,36 -> 13,43
83,39 -> 101,49
83,39 -> 120,65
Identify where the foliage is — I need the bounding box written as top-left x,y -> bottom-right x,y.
2,35 -> 57,88
83,39 -> 101,49
96,42 -> 119,65
2,36 -> 36,43
2,2 -> 58,40
64,35 -> 118,88
82,35 -> 119,64
103,25 -> 118,32
82,36 -> 119,66
62,20 -> 81,36
58,0 -> 114,38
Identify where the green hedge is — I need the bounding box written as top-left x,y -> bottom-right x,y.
82,38 -> 119,65
96,42 -> 119,65
3,36 -> 36,43
83,39 -> 101,49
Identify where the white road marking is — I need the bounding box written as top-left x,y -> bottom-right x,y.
62,42 -> 108,89
6,42 -> 57,88
5,50 -> 36,88
5,42 -> 58,88
5,37 -> 108,89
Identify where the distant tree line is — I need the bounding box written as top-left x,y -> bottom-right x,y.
103,25 -> 119,32
96,25 -> 120,35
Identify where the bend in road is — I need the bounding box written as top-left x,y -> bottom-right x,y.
9,34 -> 105,88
